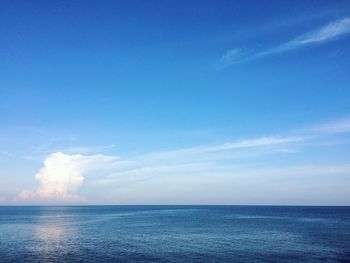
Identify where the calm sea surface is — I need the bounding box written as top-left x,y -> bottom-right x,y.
0,206 -> 349,262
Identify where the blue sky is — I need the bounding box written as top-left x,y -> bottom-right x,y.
1,0 -> 350,205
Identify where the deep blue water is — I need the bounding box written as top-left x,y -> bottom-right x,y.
0,206 -> 350,262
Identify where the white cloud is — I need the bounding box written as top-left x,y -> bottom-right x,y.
18,135 -> 302,203
50,144 -> 116,155
217,48 -> 244,68
97,162 -> 218,185
145,136 -> 306,161
94,117 -> 350,195
309,117 -> 350,134
208,136 -> 305,151
102,164 -> 350,205
219,17 -> 350,66
294,17 -> 350,45
19,152 -> 120,202
97,136 -> 308,186
16,116 -> 350,204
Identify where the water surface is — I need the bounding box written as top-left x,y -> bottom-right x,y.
1,206 -> 349,262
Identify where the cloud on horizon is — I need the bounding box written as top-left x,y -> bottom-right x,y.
218,17 -> 350,68
14,116 -> 350,204
18,152 -> 120,203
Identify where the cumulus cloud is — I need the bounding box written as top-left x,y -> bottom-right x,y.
16,116 -> 350,204
219,17 -> 350,67
19,152 -> 120,202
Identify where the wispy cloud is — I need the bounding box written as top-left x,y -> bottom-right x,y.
97,135 -> 307,185
218,17 -> 350,67
104,163 -> 350,205
15,116 -> 350,203
206,136 -> 305,151
308,116 -> 350,134
18,134 -> 304,201
21,144 -> 116,161
97,116 -> 350,188
98,162 -> 218,185
291,17 -> 350,45
0,150 -> 14,158
145,136 -> 306,160
53,144 -> 116,155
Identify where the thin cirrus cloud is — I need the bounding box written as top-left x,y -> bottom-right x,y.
143,136 -> 307,161
308,116 -> 350,134
16,116 -> 350,203
218,17 -> 350,68
92,116 -> 350,188
98,136 -> 309,185
17,135 -> 303,203
0,150 -> 13,158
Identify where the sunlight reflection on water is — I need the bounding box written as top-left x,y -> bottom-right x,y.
28,214 -> 76,262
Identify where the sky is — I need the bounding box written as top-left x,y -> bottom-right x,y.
1,0 -> 350,205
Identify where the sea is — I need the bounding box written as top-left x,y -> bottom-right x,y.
0,206 -> 349,262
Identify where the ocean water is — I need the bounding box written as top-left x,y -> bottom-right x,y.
0,206 -> 349,262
